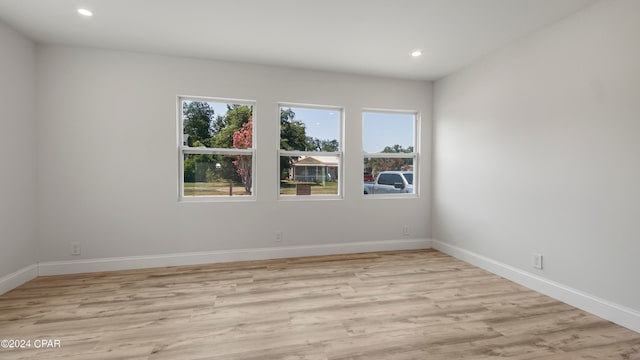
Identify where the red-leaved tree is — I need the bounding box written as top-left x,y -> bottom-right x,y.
232,117 -> 252,194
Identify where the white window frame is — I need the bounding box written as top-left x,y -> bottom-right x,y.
178,95 -> 256,202
362,109 -> 419,198
278,103 -> 344,200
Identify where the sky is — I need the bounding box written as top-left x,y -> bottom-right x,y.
362,112 -> 414,153
193,101 -> 415,153
287,107 -> 340,145
288,107 -> 415,153
204,101 -> 232,118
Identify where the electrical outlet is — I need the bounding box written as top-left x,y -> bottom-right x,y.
71,242 -> 81,256
532,253 -> 543,270
275,231 -> 283,243
402,225 -> 410,237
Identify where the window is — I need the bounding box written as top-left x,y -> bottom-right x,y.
279,105 -> 342,198
178,97 -> 255,200
363,111 -> 418,196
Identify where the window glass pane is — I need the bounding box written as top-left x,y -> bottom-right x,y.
280,155 -> 339,196
363,157 -> 414,195
363,112 -> 414,153
404,173 -> 413,185
183,154 -> 252,196
182,100 -> 253,149
280,107 -> 340,151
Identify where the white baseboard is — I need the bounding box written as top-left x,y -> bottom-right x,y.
38,238 -> 432,276
432,239 -> 640,333
0,264 -> 38,295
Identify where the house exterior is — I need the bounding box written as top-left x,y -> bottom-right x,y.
292,156 -> 338,183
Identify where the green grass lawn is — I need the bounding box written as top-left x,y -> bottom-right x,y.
184,181 -> 250,196
279,180 -> 338,195
184,180 -> 338,196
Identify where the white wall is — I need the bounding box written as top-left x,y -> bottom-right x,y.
0,20 -> 37,282
35,46 -> 431,264
434,0 -> 640,315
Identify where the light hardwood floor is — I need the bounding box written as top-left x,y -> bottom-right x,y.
0,249 -> 639,359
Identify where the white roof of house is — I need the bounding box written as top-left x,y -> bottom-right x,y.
295,156 -> 338,166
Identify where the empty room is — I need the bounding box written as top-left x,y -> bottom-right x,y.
1,0 -> 639,359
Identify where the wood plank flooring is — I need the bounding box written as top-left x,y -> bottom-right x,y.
0,249 -> 638,359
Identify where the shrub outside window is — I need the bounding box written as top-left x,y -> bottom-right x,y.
178,97 -> 255,200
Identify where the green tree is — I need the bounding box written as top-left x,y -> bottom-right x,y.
210,105 -> 252,182
183,102 -> 215,147
211,104 -> 252,148
364,144 -> 414,177
183,154 -> 216,183
381,144 -> 413,153
280,108 -> 310,151
280,108 -> 313,179
184,156 -> 196,182
310,138 -> 339,152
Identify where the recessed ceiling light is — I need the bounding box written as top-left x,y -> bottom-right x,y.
77,8 -> 93,17
411,50 -> 423,57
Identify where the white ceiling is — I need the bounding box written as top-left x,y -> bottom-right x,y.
0,0 -> 598,80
